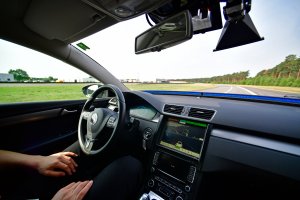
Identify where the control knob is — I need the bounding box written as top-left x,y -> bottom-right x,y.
185,185 -> 191,192
148,179 -> 155,187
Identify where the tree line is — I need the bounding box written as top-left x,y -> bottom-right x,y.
177,54 -> 300,87
6,54 -> 300,87
8,69 -> 57,82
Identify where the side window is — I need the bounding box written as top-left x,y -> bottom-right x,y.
0,39 -> 100,103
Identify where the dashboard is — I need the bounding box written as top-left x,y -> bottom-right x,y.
118,91 -> 300,200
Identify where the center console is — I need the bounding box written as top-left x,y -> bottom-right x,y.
140,117 -> 209,200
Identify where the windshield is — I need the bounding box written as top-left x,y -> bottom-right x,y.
73,1 -> 300,98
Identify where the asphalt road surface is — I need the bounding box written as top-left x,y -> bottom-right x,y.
201,85 -> 294,97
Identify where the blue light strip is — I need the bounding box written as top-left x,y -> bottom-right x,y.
143,90 -> 300,105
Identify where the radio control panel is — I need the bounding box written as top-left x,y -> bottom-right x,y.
141,117 -> 210,200
143,151 -> 200,200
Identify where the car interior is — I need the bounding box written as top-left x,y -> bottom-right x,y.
1,0 -> 300,200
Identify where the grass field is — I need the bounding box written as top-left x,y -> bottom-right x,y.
1,82 -> 299,103
0,83 -> 87,103
0,83 -> 215,103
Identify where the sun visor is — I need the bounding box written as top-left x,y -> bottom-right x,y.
214,13 -> 264,51
82,0 -> 170,20
23,0 -> 114,43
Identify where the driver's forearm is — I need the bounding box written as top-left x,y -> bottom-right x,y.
0,150 -> 42,170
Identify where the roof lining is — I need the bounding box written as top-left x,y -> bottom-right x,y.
23,0 -> 117,43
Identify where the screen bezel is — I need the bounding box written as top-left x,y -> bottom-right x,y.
157,117 -> 209,160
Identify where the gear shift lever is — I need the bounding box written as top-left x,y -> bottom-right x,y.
139,193 -> 150,200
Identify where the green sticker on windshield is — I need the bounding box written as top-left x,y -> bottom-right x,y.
76,42 -> 90,51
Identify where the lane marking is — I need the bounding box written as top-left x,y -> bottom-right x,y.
225,86 -> 233,93
237,86 -> 257,95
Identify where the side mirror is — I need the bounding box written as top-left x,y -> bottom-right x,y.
82,84 -> 102,97
135,10 -> 193,54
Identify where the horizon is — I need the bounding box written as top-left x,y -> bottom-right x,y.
1,1 -> 300,82
1,53 -> 297,82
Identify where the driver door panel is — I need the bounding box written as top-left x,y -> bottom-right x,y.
0,100 -> 85,155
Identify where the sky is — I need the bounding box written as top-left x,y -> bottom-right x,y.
0,1 -> 300,82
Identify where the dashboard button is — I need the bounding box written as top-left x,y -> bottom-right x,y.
143,128 -> 153,140
185,185 -> 191,192
148,179 -> 154,187
175,196 -> 184,200
151,167 -> 155,172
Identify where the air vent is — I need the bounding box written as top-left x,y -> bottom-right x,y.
164,104 -> 184,115
188,107 -> 215,120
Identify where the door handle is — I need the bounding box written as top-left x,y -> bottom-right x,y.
61,109 -> 78,116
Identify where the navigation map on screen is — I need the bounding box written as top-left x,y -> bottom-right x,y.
160,118 -> 207,158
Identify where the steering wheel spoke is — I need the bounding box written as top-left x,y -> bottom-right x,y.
81,111 -> 90,120
86,129 -> 93,140
85,138 -> 94,152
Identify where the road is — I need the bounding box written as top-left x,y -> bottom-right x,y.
201,85 -> 293,97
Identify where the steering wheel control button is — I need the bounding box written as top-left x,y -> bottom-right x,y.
107,116 -> 116,127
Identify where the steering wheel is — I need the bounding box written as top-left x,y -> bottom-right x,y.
78,84 -> 126,155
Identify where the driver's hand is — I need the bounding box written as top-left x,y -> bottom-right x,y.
52,181 -> 93,200
37,152 -> 78,177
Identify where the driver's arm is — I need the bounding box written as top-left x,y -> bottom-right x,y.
0,150 -> 78,177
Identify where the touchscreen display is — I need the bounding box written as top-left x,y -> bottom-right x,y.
159,117 -> 207,158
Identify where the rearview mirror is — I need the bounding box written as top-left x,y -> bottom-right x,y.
135,10 -> 193,54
